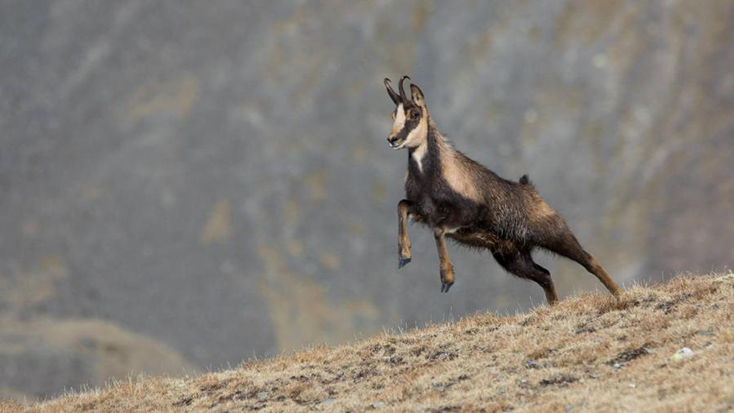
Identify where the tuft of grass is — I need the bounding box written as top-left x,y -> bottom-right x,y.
15,273 -> 734,412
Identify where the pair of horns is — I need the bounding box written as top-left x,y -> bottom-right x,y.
384,76 -> 412,106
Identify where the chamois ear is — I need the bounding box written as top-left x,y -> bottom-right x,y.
410,84 -> 426,108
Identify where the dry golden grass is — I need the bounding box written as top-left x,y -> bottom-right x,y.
9,273 -> 734,413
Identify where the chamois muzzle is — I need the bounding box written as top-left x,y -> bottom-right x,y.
387,135 -> 400,148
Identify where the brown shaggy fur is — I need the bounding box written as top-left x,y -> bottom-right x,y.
384,76 -> 622,303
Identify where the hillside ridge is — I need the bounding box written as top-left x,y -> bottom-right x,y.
9,273 -> 734,412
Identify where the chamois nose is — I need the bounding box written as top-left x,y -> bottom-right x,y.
387,135 -> 398,148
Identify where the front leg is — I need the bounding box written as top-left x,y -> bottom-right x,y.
397,200 -> 413,268
433,227 -> 455,293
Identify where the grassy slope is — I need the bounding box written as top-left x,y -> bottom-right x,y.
9,274 -> 734,413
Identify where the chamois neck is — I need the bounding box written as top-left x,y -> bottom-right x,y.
408,122 -> 449,175
428,121 -> 451,151
408,141 -> 428,174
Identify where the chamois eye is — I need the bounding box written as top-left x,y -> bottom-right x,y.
411,109 -> 420,119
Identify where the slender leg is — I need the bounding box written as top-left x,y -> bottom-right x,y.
493,251 -> 559,305
530,261 -> 559,304
579,254 -> 623,297
434,227 -> 455,293
397,200 -> 413,268
543,230 -> 623,297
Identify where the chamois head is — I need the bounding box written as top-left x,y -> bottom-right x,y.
384,76 -> 428,150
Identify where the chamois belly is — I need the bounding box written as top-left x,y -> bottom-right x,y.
447,227 -> 518,255
409,193 -> 478,229
410,194 -> 519,254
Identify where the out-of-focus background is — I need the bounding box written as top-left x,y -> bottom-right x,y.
1,0 -> 732,401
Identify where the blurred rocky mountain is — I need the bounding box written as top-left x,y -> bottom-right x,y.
0,316 -> 196,400
1,0 -> 732,400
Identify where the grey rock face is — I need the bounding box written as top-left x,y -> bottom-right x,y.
1,0 -> 732,399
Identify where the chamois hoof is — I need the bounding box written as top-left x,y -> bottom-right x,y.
440,281 -> 454,293
398,257 -> 412,269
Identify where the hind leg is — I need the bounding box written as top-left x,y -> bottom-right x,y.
542,231 -> 622,297
493,251 -> 559,305
580,253 -> 622,297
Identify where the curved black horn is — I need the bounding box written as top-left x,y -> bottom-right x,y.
384,78 -> 400,105
399,75 -> 411,105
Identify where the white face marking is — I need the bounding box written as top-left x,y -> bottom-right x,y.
390,103 -> 406,138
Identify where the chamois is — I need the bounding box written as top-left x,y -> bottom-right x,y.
383,76 -> 622,304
